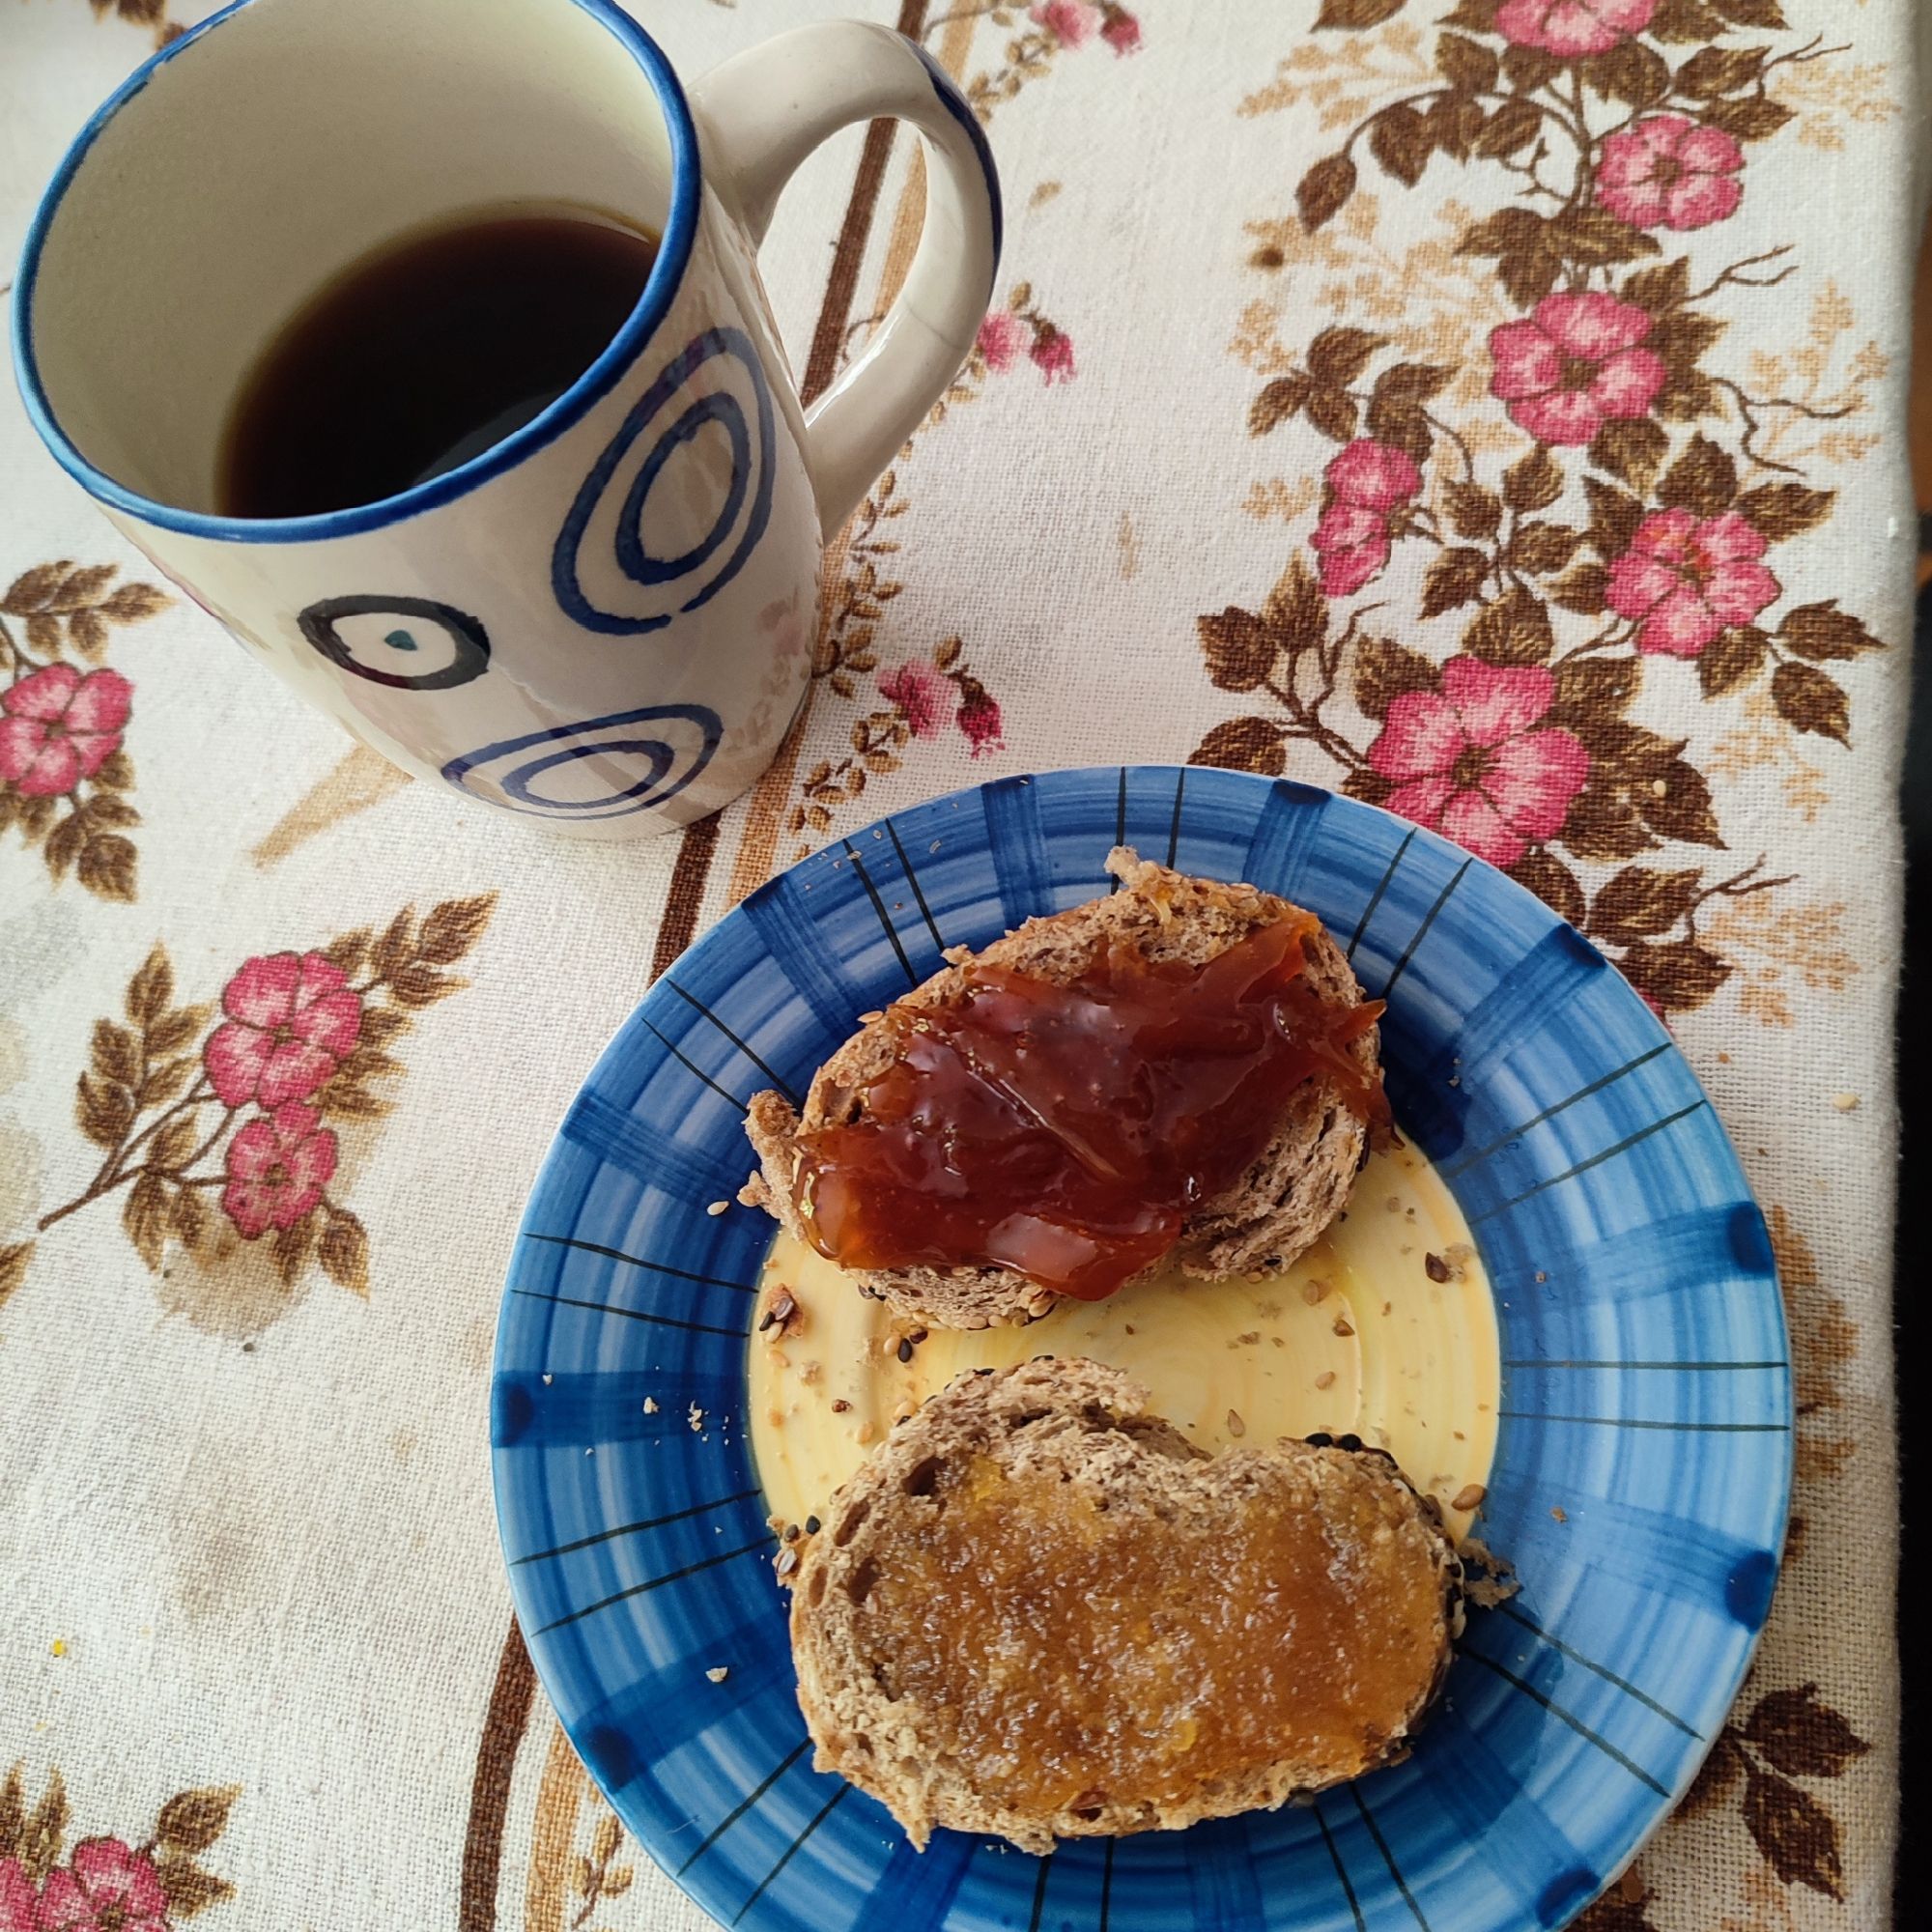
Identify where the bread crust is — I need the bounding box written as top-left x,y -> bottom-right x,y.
741,849 -> 1380,1328
784,1358 -> 1463,1855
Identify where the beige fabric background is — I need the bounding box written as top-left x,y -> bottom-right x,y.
0,2 -> 1913,1930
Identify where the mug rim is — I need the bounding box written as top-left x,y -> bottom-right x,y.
9,0 -> 704,547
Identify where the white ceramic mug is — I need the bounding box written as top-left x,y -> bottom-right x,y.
12,0 -> 1000,838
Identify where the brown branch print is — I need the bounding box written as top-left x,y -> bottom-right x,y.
933,1 -> 1144,121
789,283 -> 1078,855
28,895 -> 496,1306
1193,1 -> 1888,1021
0,560 -> 169,902
1679,1681 -> 1871,1901
1,1761 -> 240,1922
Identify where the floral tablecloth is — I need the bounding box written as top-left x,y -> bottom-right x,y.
0,1 -> 1916,1928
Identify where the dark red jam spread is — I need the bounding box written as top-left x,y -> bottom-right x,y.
791,912 -> 1388,1299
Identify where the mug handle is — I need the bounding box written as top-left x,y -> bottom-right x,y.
690,22 -> 1001,538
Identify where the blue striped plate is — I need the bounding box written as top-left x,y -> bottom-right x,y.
491,766 -> 1789,1932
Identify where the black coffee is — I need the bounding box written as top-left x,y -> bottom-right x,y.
219,209 -> 660,519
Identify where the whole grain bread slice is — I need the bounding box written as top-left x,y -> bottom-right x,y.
784,1358 -> 1463,1855
740,847 -> 1379,1329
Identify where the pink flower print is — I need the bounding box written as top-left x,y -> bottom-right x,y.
1326,440 -> 1422,512
957,686 -> 1005,757
976,310 -> 1024,375
1369,657 -> 1590,868
1605,508 -> 1779,657
222,1100 -> 338,1239
1494,0 -> 1654,58
1312,503 -> 1394,599
1030,324 -> 1076,384
0,1861 -> 39,1932
1597,115 -> 1745,231
33,1840 -> 169,1932
1489,293 -> 1666,446
205,950 -> 362,1109
878,661 -> 950,739
0,664 -> 131,799
1100,4 -> 1142,53
1311,440 -> 1421,598
1031,0 -> 1099,47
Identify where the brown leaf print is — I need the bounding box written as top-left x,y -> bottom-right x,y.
26,896 -> 496,1331
1191,5 -> 1889,1023
1317,0 -> 1406,27
1190,717 -> 1290,776
0,1241 -> 33,1310
0,561 -> 168,902
1741,1762 -> 1843,1900
1744,1683 -> 1872,1781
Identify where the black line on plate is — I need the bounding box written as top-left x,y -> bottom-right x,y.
730,1783 -> 850,1924
1467,1100 -> 1707,1223
1164,766 -> 1185,867
1493,1603 -> 1701,1739
521,1233 -> 758,1296
1437,1044 -> 1672,1179
1111,767 -> 1128,889
1379,857 -> 1470,1004
1503,1358 -> 1786,1372
1349,1786 -> 1430,1930
666,980 -> 801,1106
639,1015 -> 749,1110
533,1538 -> 768,1634
512,1487 -> 763,1566
1461,1650 -> 1670,1797
1346,828 -> 1415,961
1496,1410 -> 1788,1434
885,816 -> 946,952
844,840 -> 916,985
509,1287 -> 746,1341
676,1739 -> 812,1875
1314,1802 -> 1367,1932
1098,1839 -> 1116,1932
1024,1851 -> 1052,1932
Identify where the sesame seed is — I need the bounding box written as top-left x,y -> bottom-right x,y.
706,1199 -> 728,1216
705,1665 -> 730,1683
1451,1483 -> 1487,1513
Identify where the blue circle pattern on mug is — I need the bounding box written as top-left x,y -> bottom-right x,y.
298,592 -> 492,690
553,327 -> 775,636
440,701 -> 723,821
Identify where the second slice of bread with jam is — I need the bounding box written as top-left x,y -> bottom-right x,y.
783,1358 -> 1463,1854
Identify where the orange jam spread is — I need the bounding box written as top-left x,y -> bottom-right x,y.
792,913 -> 1387,1299
860,1455 -> 1447,1816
